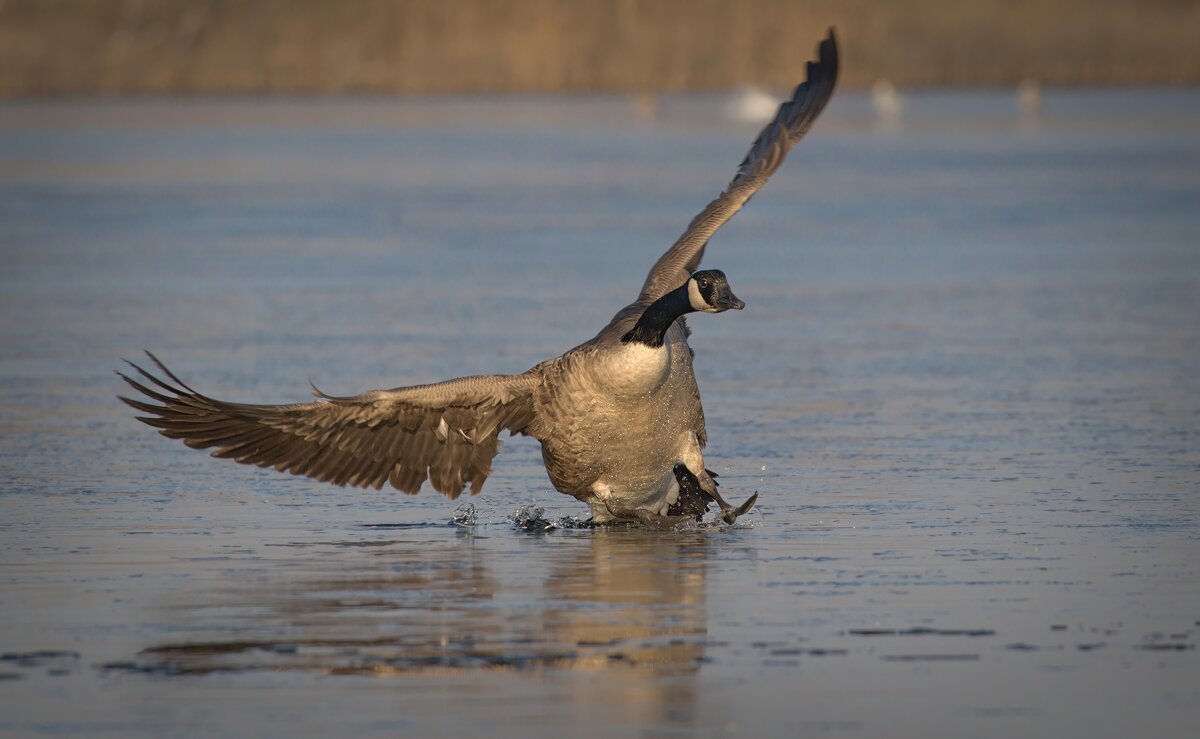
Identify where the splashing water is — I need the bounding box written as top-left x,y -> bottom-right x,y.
507,503 -> 556,531
451,503 -> 477,527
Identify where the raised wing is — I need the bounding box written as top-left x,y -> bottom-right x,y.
118,352 -> 537,498
639,28 -> 839,302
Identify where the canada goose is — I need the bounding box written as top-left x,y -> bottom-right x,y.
118,30 -> 839,529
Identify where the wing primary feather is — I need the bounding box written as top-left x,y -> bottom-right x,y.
142,351 -> 203,396
637,28 -> 838,303
116,372 -> 188,408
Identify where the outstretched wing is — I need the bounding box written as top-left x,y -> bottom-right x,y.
118,352 -> 538,498
639,28 -> 839,302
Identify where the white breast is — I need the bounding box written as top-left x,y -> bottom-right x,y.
598,341 -> 671,394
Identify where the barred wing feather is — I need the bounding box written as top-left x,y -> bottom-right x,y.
118,352 -> 537,498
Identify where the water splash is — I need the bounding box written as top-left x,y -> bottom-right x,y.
507,503 -> 556,531
451,499 -> 756,533
451,503 -> 477,527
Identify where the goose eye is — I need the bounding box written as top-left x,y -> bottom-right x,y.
698,278 -> 709,289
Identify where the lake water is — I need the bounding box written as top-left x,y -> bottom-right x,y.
1,89 -> 1198,737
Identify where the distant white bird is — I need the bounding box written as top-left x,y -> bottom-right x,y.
725,85 -> 783,123
871,79 -> 904,125
1017,78 -> 1042,117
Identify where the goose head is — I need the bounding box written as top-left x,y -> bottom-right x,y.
622,269 -> 744,347
687,269 -> 745,313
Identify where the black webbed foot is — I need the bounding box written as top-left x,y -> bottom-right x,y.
667,462 -> 716,520
720,491 -> 758,525
667,463 -> 757,524
603,464 -> 758,530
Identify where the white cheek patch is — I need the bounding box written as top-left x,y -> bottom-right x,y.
687,279 -> 711,311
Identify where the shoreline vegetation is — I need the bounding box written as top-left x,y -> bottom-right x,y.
2,0 -> 1199,97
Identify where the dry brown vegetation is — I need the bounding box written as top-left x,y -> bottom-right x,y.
2,0 -> 1198,96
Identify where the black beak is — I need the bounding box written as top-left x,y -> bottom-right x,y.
719,289 -> 745,311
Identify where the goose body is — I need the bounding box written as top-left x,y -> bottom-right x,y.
119,31 -> 838,526
530,317 -> 705,520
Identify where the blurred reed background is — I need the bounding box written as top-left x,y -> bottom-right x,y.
1,0 -> 1198,96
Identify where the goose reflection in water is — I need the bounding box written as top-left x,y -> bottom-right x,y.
127,529 -> 719,684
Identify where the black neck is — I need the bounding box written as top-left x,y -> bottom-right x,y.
621,283 -> 695,347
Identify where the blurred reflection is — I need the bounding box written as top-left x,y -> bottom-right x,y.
125,529 -> 715,683
542,529 -> 710,675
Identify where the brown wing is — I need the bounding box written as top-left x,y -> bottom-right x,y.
639,28 -> 839,302
118,352 -> 537,498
